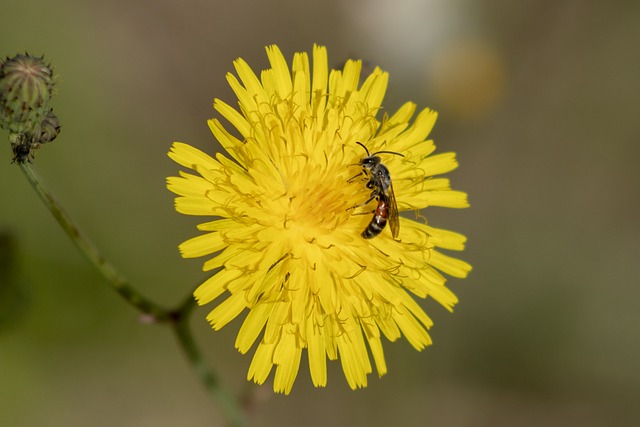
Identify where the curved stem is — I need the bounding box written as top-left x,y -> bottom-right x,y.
19,162 -> 245,425
19,162 -> 170,321
171,294 -> 246,427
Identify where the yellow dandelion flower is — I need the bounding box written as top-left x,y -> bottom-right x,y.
167,45 -> 471,394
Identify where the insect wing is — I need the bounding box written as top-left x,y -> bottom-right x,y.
386,183 -> 400,239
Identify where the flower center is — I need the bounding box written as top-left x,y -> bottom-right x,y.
281,164 -> 354,234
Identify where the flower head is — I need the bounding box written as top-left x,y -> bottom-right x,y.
167,45 -> 471,394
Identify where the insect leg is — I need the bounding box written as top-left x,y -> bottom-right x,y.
346,189 -> 380,211
347,170 -> 367,183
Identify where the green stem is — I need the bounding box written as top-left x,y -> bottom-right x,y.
171,294 -> 246,427
19,162 -> 170,321
19,162 -> 245,426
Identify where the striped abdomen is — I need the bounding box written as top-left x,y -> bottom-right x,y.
361,196 -> 389,239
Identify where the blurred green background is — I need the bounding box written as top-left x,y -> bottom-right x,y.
1,1 -> 639,426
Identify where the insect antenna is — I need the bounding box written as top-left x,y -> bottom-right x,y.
372,150 -> 404,158
355,141 -> 370,156
355,141 -> 405,158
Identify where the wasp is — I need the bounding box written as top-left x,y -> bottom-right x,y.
351,142 -> 404,239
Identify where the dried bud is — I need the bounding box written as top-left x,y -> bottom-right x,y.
0,54 -> 55,134
34,109 -> 61,144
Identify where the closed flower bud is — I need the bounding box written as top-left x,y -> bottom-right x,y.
0,54 -> 55,134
